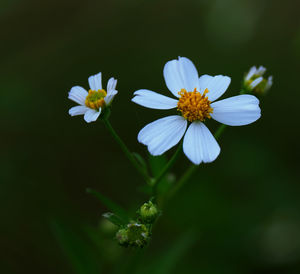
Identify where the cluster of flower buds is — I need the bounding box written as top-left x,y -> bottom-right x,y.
243,66 -> 273,96
115,200 -> 159,248
116,222 -> 149,248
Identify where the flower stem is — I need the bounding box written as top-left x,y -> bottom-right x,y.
214,124 -> 227,140
103,118 -> 150,184
167,123 -> 227,200
152,143 -> 182,195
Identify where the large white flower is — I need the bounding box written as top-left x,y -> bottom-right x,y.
132,57 -> 261,165
68,72 -> 118,123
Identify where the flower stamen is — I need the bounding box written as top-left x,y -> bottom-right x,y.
177,88 -> 213,122
85,89 -> 107,110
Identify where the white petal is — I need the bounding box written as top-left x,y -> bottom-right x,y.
245,66 -> 257,81
250,76 -> 263,89
84,108 -> 101,123
198,75 -> 231,102
68,86 -> 88,105
132,89 -> 178,110
104,90 -> 118,105
265,76 -> 273,91
138,115 -> 187,156
163,57 -> 199,97
88,72 -> 102,91
257,66 -> 266,76
211,94 -> 261,126
107,77 -> 117,94
183,122 -> 220,165
69,105 -> 89,116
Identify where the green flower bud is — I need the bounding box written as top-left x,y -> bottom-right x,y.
126,222 -> 150,248
139,201 -> 159,223
115,228 -> 129,246
243,66 -> 273,95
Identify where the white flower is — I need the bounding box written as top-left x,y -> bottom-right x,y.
132,57 -> 261,165
68,72 -> 118,123
244,66 -> 273,94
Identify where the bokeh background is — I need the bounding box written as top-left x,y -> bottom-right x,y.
1,0 -> 300,273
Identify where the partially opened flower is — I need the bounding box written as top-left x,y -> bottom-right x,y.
132,57 -> 261,165
68,72 -> 118,123
243,66 -> 273,95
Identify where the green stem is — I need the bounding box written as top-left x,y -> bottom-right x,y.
167,164 -> 198,200
152,143 -> 182,195
214,124 -> 227,140
103,118 -> 150,184
167,123 -> 227,200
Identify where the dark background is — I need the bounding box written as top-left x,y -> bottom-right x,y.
1,0 -> 300,273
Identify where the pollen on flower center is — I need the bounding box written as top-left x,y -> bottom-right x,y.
177,88 -> 213,122
85,89 -> 107,110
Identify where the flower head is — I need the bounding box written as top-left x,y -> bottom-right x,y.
132,57 -> 261,165
243,66 -> 273,95
68,72 -> 118,123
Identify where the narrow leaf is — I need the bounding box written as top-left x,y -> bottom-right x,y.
51,220 -> 101,274
86,188 -> 129,223
102,212 -> 126,226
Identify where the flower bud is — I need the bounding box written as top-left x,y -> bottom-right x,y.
115,228 -> 129,246
126,222 -> 150,248
139,201 -> 159,224
243,66 -> 273,95
115,222 -> 150,248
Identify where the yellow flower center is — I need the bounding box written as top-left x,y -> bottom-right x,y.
177,88 -> 213,122
85,89 -> 107,110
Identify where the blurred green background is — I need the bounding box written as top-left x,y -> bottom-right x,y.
1,0 -> 300,273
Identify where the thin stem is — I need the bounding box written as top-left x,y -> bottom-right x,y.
152,143 -> 182,195
167,164 -> 197,200
103,119 -> 150,184
167,123 -> 227,200
214,124 -> 227,140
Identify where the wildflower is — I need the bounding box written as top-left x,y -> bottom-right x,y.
132,57 -> 261,165
243,66 -> 273,95
68,72 -> 118,123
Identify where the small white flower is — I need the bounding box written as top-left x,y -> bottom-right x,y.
244,66 -> 273,94
132,57 -> 261,165
68,72 -> 118,123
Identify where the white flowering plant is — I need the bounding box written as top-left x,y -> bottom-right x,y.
68,57 -> 272,247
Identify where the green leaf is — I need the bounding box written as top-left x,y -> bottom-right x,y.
86,188 -> 129,223
102,212 -> 126,226
51,220 -> 102,274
